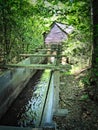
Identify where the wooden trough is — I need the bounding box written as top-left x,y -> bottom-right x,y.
0,51 -> 46,120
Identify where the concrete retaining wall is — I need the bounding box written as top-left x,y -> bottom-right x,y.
0,52 -> 46,119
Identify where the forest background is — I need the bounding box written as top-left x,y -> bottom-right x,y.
0,0 -> 98,100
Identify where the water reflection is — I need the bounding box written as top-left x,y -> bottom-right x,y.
18,70 -> 50,127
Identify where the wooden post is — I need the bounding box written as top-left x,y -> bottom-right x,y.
53,70 -> 60,112
56,44 -> 62,65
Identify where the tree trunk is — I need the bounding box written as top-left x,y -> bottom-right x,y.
90,0 -> 98,101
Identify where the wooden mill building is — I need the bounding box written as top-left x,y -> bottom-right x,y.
43,22 -> 74,64
44,22 -> 74,46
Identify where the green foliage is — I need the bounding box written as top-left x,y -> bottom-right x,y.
62,0 -> 92,67
80,94 -> 89,101
0,0 -> 34,62
81,74 -> 90,86
0,0 -> 92,65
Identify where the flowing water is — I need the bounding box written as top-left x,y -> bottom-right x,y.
0,70 -> 52,128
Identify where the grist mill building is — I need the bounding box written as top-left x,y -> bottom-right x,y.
44,21 -> 74,46
43,22 -> 74,64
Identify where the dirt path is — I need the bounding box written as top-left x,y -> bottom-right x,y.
54,70 -> 98,130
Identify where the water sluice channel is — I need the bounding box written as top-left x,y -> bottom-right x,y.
0,69 -> 56,129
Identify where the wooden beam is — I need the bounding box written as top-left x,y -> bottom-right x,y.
3,64 -> 67,70
19,54 -> 66,57
19,54 -> 57,57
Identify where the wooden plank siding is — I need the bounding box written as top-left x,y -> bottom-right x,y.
44,22 -> 74,45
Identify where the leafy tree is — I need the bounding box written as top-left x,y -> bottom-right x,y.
0,0 -> 92,67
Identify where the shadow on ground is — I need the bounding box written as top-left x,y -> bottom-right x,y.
53,70 -> 98,130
